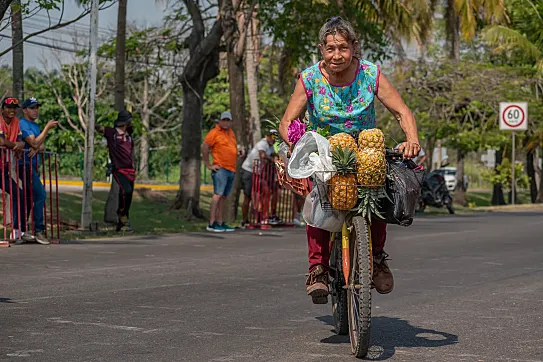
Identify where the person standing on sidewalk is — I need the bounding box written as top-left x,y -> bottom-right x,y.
0,97 -> 28,242
96,110 -> 135,233
18,97 -> 58,244
202,111 -> 242,233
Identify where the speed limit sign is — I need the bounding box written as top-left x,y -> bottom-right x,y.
500,102 -> 528,130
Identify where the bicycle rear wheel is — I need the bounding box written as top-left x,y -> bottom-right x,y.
348,216 -> 372,358
330,232 -> 348,335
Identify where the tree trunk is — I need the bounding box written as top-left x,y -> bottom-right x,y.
278,46 -> 293,98
11,0 -> 23,102
222,0 -> 249,222
114,0 -> 127,111
0,0 -> 13,22
103,183 -> 120,224
491,147 -> 506,205
446,0 -> 460,61
453,149 -> 467,206
224,50 -> 247,222
536,147 -> 543,203
172,80 -> 205,218
171,1 -> 223,218
527,149 -> 537,203
246,13 -> 261,146
104,0 -> 128,225
139,77 -> 150,179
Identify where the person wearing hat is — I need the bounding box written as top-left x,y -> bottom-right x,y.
0,97 -> 29,242
16,97 -> 59,244
0,97 -> 25,151
96,110 -> 135,232
240,129 -> 280,228
202,111 -> 243,232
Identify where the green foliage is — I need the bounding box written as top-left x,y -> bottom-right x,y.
483,0 -> 543,72
383,58 -> 543,157
259,0 -> 391,66
482,158 -> 530,190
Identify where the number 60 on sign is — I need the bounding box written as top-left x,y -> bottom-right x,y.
500,102 -> 528,131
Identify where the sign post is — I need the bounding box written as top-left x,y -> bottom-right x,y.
499,102 -> 528,205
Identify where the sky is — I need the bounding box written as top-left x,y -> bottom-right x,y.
0,0 -> 167,69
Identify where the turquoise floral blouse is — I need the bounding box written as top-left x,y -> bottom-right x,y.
300,59 -> 380,136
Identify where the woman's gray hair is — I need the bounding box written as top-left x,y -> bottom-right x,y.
318,17 -> 358,45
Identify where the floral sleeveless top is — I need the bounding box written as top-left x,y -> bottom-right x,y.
300,59 -> 380,136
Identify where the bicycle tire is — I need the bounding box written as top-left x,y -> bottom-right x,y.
348,216 -> 372,358
330,233 -> 348,335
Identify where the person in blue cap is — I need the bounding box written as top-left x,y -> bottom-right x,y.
18,97 -> 58,244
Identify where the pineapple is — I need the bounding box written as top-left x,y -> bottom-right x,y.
356,148 -> 386,186
358,128 -> 385,151
328,147 -> 359,210
329,133 -> 357,152
356,129 -> 388,219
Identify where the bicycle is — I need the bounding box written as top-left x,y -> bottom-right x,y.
314,149 -> 409,358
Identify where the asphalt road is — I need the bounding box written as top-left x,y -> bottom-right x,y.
1,211 -> 542,362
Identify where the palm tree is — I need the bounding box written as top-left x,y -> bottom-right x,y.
483,0 -> 543,72
439,0 -> 506,205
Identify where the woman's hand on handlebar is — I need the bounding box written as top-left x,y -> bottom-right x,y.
397,141 -> 421,159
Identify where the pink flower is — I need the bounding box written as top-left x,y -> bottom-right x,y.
357,90 -> 361,97
368,85 -> 372,93
346,105 -> 353,113
288,119 -> 306,145
319,86 -> 326,95
361,64 -> 368,70
344,120 -> 353,129
306,89 -> 313,97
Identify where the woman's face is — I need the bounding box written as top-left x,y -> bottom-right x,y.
319,33 -> 356,73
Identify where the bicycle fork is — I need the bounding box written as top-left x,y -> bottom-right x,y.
340,220 -> 373,288
341,222 -> 350,288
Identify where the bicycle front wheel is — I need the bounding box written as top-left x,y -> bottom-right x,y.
330,232 -> 348,335
348,216 -> 372,358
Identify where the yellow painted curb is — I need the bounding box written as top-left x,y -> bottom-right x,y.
57,180 -> 214,192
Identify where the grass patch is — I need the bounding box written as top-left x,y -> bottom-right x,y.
58,190 -> 214,240
466,189 -> 532,207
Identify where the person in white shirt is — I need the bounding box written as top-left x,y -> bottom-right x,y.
240,130 -> 278,227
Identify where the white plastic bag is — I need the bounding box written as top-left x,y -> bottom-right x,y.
303,187 -> 347,232
287,132 -> 335,182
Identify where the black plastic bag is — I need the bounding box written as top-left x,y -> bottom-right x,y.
379,160 -> 424,227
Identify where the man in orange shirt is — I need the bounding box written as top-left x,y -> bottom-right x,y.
202,111 -> 243,232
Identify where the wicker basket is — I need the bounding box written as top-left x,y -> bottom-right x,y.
275,161 -> 311,197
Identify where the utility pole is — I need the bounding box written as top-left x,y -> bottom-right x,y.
81,0 -> 99,230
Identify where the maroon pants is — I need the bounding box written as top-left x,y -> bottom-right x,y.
307,221 -> 387,272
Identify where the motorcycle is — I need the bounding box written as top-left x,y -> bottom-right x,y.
417,170 -> 455,214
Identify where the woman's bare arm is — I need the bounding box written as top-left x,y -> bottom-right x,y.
279,78 -> 308,147
376,73 -> 421,158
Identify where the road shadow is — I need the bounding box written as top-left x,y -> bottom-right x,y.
318,315 -> 458,360
0,297 -> 14,303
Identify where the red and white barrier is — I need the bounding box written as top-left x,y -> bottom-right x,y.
0,148 -> 60,245
247,159 -> 298,230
